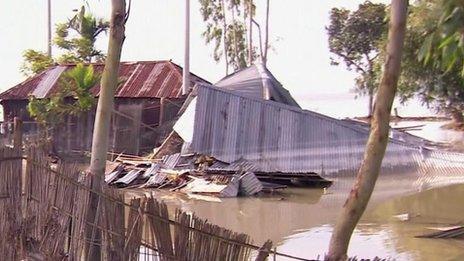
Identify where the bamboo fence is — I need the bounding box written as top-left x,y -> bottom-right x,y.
0,146 -> 269,261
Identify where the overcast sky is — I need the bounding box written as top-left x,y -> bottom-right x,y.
4,0 -> 435,118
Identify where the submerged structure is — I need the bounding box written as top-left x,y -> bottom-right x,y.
170,82 -> 464,187
97,64 -> 464,195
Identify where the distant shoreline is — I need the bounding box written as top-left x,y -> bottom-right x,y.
352,115 -> 451,123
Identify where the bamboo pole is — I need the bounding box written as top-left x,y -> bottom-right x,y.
13,117 -> 23,149
47,0 -> 52,57
182,0 -> 190,95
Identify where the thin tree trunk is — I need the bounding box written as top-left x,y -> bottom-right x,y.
87,0 -> 126,259
221,0 -> 229,75
231,7 -> 239,70
263,0 -> 270,66
326,1 -> 408,260
90,0 -> 126,189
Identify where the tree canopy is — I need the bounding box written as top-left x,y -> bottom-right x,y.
199,0 -> 259,74
393,0 -> 464,122
327,1 -> 387,116
417,0 -> 464,75
328,0 -> 464,122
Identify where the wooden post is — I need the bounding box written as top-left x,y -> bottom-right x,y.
13,117 -> 23,149
67,116 -> 72,153
182,0 -> 190,95
159,97 -> 165,125
255,240 -> 272,261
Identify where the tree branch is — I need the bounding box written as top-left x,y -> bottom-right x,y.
335,52 -> 367,73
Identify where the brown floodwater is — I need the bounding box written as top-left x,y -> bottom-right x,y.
126,173 -> 464,260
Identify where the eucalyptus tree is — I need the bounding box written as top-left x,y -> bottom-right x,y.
87,0 -> 127,259
199,0 -> 272,74
327,0 -> 409,259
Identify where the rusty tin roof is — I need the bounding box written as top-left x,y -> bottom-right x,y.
0,61 -> 210,100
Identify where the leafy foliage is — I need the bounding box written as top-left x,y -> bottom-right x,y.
417,0 -> 464,75
327,1 -> 387,99
199,0 -> 258,72
20,50 -> 54,76
54,6 -> 109,63
28,64 -> 100,126
358,0 -> 464,122
21,6 -> 108,76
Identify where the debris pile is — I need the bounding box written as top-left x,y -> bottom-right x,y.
105,151 -> 332,198
104,154 -> 282,198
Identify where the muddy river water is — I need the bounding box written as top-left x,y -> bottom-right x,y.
127,123 -> 464,260
128,173 -> 464,260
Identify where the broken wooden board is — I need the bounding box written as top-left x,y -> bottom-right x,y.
416,226 -> 464,239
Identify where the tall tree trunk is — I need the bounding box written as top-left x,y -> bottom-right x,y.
263,0 -> 270,66
326,1 -> 408,260
231,7 -> 240,70
221,0 -> 229,75
87,0 -> 126,259
248,0 -> 253,65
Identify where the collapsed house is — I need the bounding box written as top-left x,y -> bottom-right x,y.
0,60 -> 210,155
162,65 -> 464,185
172,84 -> 419,175
103,64 -> 464,197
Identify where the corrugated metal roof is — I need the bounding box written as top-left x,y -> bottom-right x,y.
185,84 -> 427,176
215,63 -> 300,108
0,61 -> 210,100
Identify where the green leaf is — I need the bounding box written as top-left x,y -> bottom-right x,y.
438,34 -> 457,49
418,34 -> 434,65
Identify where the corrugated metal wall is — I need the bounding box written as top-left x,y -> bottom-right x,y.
191,85 -> 438,176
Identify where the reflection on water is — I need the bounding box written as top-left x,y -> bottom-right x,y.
392,120 -> 464,144
277,224 -> 415,261
127,173 -> 464,260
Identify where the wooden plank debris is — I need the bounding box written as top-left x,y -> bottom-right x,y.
416,226 -> 464,239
